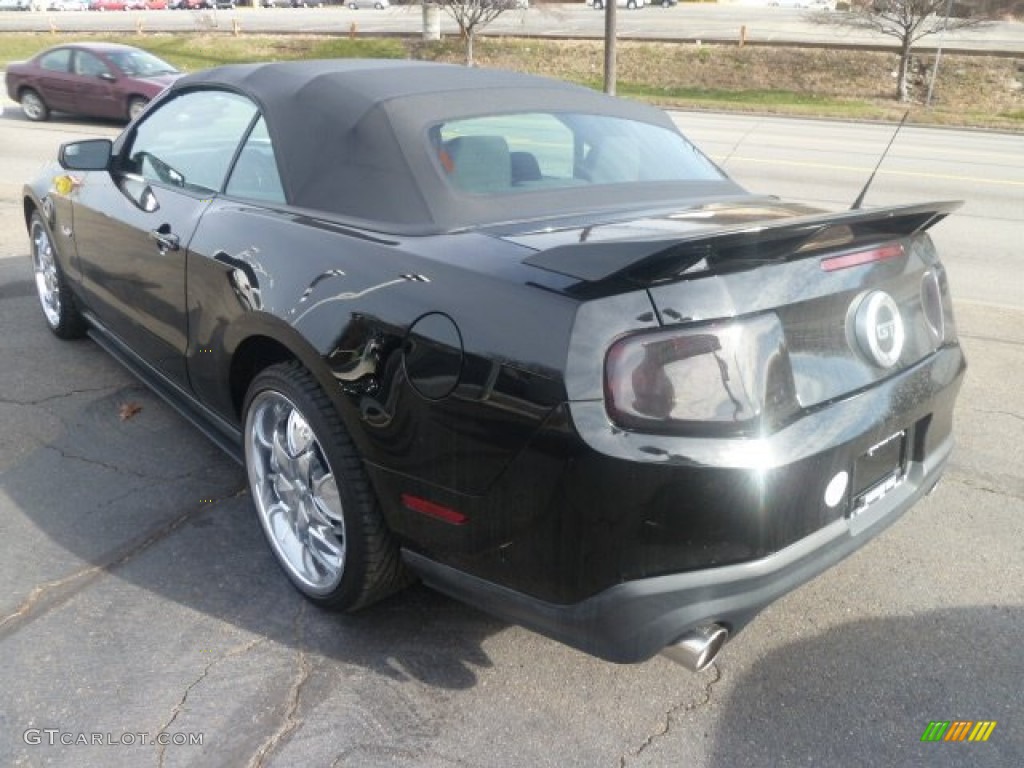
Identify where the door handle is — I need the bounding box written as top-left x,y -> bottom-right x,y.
149,225 -> 180,254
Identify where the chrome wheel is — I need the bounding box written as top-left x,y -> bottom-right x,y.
246,390 -> 347,595
244,362 -> 410,610
28,212 -> 85,339
31,218 -> 62,329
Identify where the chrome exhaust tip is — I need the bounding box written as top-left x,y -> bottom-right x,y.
660,624 -> 729,672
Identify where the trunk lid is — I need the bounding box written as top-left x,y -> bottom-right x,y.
517,199 -> 961,413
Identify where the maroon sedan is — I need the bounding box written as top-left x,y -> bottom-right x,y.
4,43 -> 180,123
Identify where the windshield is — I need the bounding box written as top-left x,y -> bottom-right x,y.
107,50 -> 179,78
434,112 -> 725,195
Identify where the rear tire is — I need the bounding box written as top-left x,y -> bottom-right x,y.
29,212 -> 86,339
243,361 -> 410,611
20,88 -> 50,122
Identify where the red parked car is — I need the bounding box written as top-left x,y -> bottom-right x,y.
4,43 -> 180,123
89,0 -> 128,9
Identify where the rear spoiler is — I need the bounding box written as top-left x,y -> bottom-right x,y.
522,201 -> 962,285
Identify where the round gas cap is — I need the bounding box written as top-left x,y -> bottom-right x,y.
403,312 -> 464,400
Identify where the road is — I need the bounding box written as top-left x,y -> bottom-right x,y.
0,98 -> 1021,767
1,3 -> 1024,53
675,112 -> 1024,309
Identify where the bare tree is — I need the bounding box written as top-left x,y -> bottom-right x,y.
812,0 -> 990,102
435,0 -> 526,67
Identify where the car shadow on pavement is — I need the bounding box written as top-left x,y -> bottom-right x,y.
1,387 -> 507,692
0,262 -> 506,692
700,606 -> 1024,767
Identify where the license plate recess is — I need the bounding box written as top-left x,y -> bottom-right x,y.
851,431 -> 906,512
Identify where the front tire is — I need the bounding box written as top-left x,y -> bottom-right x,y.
127,96 -> 148,121
243,361 -> 409,611
29,212 -> 86,339
20,88 -> 50,122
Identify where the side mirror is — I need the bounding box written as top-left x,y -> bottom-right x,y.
59,139 -> 113,171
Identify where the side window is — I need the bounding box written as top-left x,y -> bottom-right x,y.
39,49 -> 71,73
123,90 -> 258,195
74,51 -> 111,79
225,117 -> 286,204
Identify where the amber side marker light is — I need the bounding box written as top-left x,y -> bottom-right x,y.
401,493 -> 467,525
821,243 -> 905,272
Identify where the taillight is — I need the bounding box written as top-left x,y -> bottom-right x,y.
913,233 -> 957,346
604,314 -> 797,436
920,270 -> 945,343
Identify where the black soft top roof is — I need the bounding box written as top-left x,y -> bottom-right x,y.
170,60 -> 739,234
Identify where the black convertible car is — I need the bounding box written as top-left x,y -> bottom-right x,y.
24,60 -> 965,670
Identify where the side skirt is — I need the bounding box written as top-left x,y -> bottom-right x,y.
83,311 -> 244,465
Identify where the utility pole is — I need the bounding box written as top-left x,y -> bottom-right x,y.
603,2 -> 617,95
926,0 -> 955,107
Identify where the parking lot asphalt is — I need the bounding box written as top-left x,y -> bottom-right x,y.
0,103 -> 1022,767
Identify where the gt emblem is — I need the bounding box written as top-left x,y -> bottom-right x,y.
852,291 -> 905,368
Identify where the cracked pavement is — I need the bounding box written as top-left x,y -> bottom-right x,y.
1,101 -> 1022,767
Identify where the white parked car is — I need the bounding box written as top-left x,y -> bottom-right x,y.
769,0 -> 834,7
588,0 -> 646,9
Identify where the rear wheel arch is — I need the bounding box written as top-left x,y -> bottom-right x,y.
227,328 -> 350,418
229,334 -> 297,420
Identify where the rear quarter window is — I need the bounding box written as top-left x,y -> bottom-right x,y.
39,49 -> 72,73
434,112 -> 724,196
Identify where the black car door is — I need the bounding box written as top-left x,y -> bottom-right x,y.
71,89 -> 259,388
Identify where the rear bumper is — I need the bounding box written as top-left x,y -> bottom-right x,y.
404,431 -> 952,663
